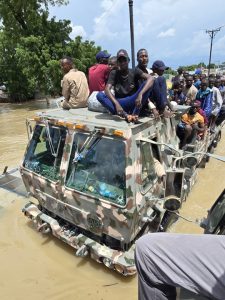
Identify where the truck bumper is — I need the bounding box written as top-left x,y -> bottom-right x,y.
22,202 -> 136,276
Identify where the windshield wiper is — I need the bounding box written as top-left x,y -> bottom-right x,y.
43,119 -> 58,157
73,130 -> 103,164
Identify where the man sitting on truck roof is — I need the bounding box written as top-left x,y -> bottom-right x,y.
150,60 -> 172,114
88,51 -> 111,94
135,48 -> 158,118
60,56 -> 89,110
135,48 -> 152,86
108,56 -> 118,72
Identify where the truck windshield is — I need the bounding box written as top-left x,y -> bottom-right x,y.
66,132 -> 126,206
23,124 -> 67,181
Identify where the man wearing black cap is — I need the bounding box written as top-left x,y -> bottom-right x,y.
107,48 -> 141,99
88,50 -> 111,94
97,49 -> 155,122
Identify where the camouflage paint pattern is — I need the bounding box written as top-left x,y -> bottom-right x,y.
20,107 -> 223,275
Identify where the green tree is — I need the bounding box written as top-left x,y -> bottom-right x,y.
207,63 -> 216,69
197,62 -> 206,68
164,67 -> 176,76
0,0 -> 101,101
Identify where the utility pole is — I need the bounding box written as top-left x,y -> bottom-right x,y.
128,0 -> 135,69
206,27 -> 221,77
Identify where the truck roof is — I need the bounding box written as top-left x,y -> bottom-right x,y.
35,108 -> 156,137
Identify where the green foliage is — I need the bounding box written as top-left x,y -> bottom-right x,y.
0,0 -> 101,102
207,63 -> 216,69
164,67 -> 176,76
197,62 -> 206,68
177,62 -> 206,72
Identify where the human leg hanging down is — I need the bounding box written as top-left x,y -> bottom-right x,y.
96,83 -> 153,122
135,233 -> 225,300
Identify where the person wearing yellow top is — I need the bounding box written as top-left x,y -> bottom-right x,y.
181,110 -> 204,125
177,106 -> 205,148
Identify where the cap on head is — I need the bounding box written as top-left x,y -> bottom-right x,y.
152,60 -> 169,71
96,51 -> 111,61
117,49 -> 129,60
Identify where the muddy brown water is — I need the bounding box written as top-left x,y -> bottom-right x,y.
0,100 -> 225,300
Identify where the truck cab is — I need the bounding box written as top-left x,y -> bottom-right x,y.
20,106 -> 222,275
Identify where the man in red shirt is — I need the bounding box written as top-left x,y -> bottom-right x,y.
88,51 -> 111,94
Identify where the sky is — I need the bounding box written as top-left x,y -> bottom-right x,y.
49,0 -> 225,69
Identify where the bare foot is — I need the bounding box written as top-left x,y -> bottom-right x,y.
132,115 -> 139,123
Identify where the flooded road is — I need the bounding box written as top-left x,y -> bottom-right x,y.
0,100 -> 225,300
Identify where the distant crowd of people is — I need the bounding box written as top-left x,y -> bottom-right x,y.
59,51 -> 225,148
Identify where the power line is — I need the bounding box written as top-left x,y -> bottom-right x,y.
205,26 -> 223,76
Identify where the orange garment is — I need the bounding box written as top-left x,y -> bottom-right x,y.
181,112 -> 204,126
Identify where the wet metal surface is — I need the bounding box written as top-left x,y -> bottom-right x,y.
0,100 -> 225,299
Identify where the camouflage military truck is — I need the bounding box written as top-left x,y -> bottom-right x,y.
21,106 -> 222,275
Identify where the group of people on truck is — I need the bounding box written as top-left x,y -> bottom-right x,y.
59,53 -> 225,300
60,51 -> 225,148
60,49 -> 169,122
169,68 -> 225,148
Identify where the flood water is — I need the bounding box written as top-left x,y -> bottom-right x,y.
0,100 -> 225,300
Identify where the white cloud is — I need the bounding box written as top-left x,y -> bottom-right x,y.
100,0 -> 114,11
91,0 -> 125,42
70,24 -> 87,39
157,28 -> 175,38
